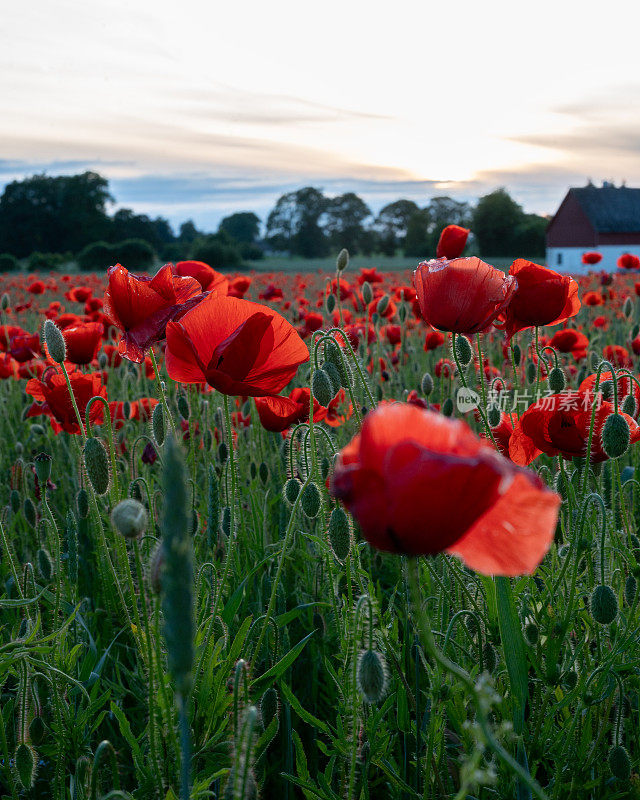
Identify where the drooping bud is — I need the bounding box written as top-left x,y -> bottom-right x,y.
601,413 -> 631,459
15,742 -> 37,789
454,335 -> 472,366
300,482 -> 321,518
357,649 -> 388,704
624,574 -> 637,607
43,319 -> 66,364
328,506 -> 351,562
312,369 -> 334,408
609,744 -> 631,781
284,477 -> 301,505
77,488 -> 89,519
152,402 -> 165,446
36,548 -> 53,582
83,437 -> 110,495
421,373 -> 434,396
590,584 -> 618,625
487,404 -> 501,428
547,367 -> 566,393
442,397 -> 454,417
34,452 -> 52,485
111,498 -> 147,539
323,361 -> 342,396
336,248 -> 349,272
621,393 -> 636,417
260,687 -> 280,730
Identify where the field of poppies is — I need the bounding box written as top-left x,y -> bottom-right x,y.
1,229 -> 640,800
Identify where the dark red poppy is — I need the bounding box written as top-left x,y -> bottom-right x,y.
131,397 -> 159,421
255,387 -> 328,433
497,259 -> 581,340
603,345 -> 632,369
548,329 -> 589,360
618,253 -> 640,270
424,329 -> 445,351
582,251 -> 602,265
59,322 -> 104,365
26,368 -> 106,435
509,391 -> 640,465
583,291 -> 604,306
10,333 -> 41,363
173,261 -> 229,293
228,276 -> 252,298
103,263 -> 205,362
579,370 -> 640,412
330,402 -> 559,575
0,353 -> 17,380
65,286 -> 93,303
413,257 -> 516,335
436,225 -> 469,259
28,280 -> 45,295
165,294 -> 309,397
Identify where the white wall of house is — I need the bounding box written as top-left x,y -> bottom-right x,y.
546,245 -> 640,274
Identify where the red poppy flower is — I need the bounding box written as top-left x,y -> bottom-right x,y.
10,333 -> 41,363
26,368 -> 106,435
59,322 -> 104,365
0,353 -> 17,380
413,257 -> 516,335
602,345 -> 632,369
548,329 -> 589,360
28,280 -> 45,295
103,263 -> 204,362
173,261 -> 229,293
65,286 -> 93,303
330,403 -> 559,575
228,276 -> 252,298
357,267 -> 384,285
424,329 -> 445,351
131,397 -> 159,422
618,253 -> 640,270
165,294 -> 309,397
583,291 -> 604,306
579,370 -> 640,411
509,391 -> 640,465
582,252 -> 602,265
259,284 -> 283,301
497,259 -> 581,340
436,225 -> 469,259
255,387 -> 328,433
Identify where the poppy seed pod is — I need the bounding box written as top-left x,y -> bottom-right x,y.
601,413 -> 631,459
590,584 -> 618,625
337,248 -> 349,272
15,742 -> 37,790
362,281 -> 373,306
312,368 -> 334,408
301,482 -> 322,518
34,452 -> 52,485
43,319 -> 66,364
111,498 -> 148,539
152,402 -> 165,446
357,649 -> 388,704
421,373 -> 434,396
454,335 -> 472,366
284,477 -> 301,505
328,506 -> 351,561
547,367 -> 566,393
609,744 -> 631,781
83,437 -> 110,496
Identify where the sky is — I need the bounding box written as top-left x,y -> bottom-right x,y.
2,0 -> 640,233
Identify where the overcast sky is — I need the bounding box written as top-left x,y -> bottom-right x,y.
2,0 -> 640,232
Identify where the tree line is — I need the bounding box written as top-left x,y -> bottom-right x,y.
0,171 -> 548,272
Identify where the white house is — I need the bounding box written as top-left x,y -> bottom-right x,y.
546,183 -> 640,273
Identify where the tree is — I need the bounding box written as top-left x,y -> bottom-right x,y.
110,209 -> 174,251
219,212 -> 261,244
427,197 -> 472,250
266,187 -> 329,257
191,234 -> 241,270
376,199 -> 420,253
179,220 -> 200,244
472,188 -> 523,256
513,214 -> 548,257
403,208 -> 432,258
322,193 -> 372,253
0,172 -> 113,257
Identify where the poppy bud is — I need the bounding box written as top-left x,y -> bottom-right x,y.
590,584 -> 618,625
624,574 -> 637,606
1,293 -> 9,310
259,462 -> 269,486
421,373 -> 434,396
15,742 -> 37,789
357,649 -> 388,704
589,351 -> 600,372
250,462 -> 257,481
600,380 -> 614,401
526,361 -> 537,385
218,441 -> 229,465
632,323 -> 640,340
260,687 -> 279,729
623,296 -> 634,320
524,622 -> 539,645
23,498 -> 36,528
320,456 -> 331,482
98,352 -> 108,369
83,437 -> 110,496
547,367 -> 566,393
28,717 -> 45,746
152,402 -> 165,446
301,482 -> 321,518
203,428 -> 213,451
482,642 -> 497,672
10,489 -> 20,515
111,498 -> 147,539
362,281 -> 373,305
609,744 -> 631,781
312,369 -> 334,408
326,293 -> 336,314
454,335 -> 472,366
601,413 -> 631,459
621,394 -> 636,417
328,506 -> 351,562
512,343 -> 521,366
34,452 -> 52,485
337,248 -> 349,272
324,340 -> 351,387
442,397 -> 454,417
284,477 -> 301,505
487,404 -> 501,428
177,393 -> 190,420
323,361 -> 342,395
377,295 -> 390,316
43,319 -> 66,364
77,489 -> 89,519
221,506 -> 231,537
36,548 -> 53,582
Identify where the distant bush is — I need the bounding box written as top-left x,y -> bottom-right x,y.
27,251 -> 67,271
111,239 -> 156,270
0,253 -> 19,272
77,241 -> 114,272
239,242 -> 264,261
191,235 -> 241,270
160,243 -> 184,263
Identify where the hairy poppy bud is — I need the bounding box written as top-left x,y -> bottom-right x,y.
177,393 -> 190,420
524,622 -> 539,646
362,281 -> 373,306
601,413 -> 631,459
43,319 -> 66,364
421,372 -> 434,396
609,744 -> 631,781
377,295 -> 390,316
36,548 -> 53,582
23,497 -> 36,528
337,248 -> 349,272
512,343 -> 521,366
284,477 -> 301,505
34,452 -> 52,485
313,368 -> 334,408
328,506 -> 351,561
326,293 -> 336,314
15,742 -> 37,789
259,462 -> 269,486
260,687 -> 279,729
111,498 -> 147,539
357,649 -> 388,704
526,361 -> 537,385
547,367 -> 566,393
454,334 -> 472,366
442,397 -> 454,417
301,482 -> 321,518
487,404 -> 501,428
152,402 -> 165,446
1,293 -> 9,310
621,394 -> 636,417
482,642 -> 497,673
28,717 -> 45,746
624,574 -> 637,607
320,456 -> 331,482
590,584 -> 618,625
218,441 -> 229,465
77,488 -> 89,519
83,437 -> 110,496
623,296 -> 634,320
323,361 -> 342,396
10,489 -> 20,515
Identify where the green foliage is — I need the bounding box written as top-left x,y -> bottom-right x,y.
191,234 -> 242,270
0,252 -> 19,272
77,241 -> 114,272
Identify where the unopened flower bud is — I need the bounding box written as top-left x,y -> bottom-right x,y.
609,744 -> 631,781
336,248 -> 349,272
357,649 -> 388,704
177,393 -> 190,420
487,404 -> 501,428
284,477 -> 301,505
328,506 -> 351,562
442,397 -> 454,417
601,413 -> 630,459
512,343 -> 521,366
77,488 -> 89,519
300,482 -> 321,518
376,295 -> 390,316
326,293 -> 336,314
152,402 -> 165,446
526,361 -> 537,385
623,296 -> 634,320
312,368 -> 334,407
111,498 -> 147,539
590,584 -> 618,625
323,361 -> 342,395
421,373 -> 434,396
36,548 -> 53,582
23,497 -> 36,528
83,437 -> 111,496
43,319 -> 66,364
547,367 -> 566,393
454,335 -> 472,366
260,687 -> 280,729
34,452 -> 52,485
362,281 -> 373,306
624,574 -> 637,607
1,293 -> 9,311
621,393 -> 636,417
259,462 -> 269,486
15,742 -> 37,790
